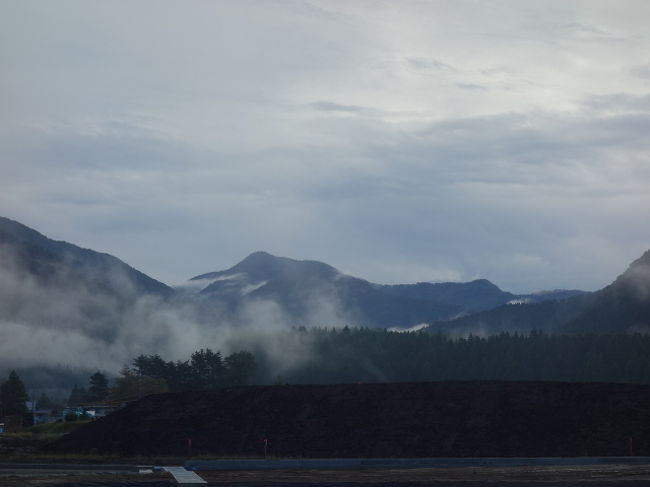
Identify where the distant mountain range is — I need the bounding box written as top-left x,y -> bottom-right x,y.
1,215 -> 648,337
185,251 -> 584,328
433,249 -> 650,335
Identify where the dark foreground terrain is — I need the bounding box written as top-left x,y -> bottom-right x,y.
46,381 -> 650,458
2,464 -> 650,486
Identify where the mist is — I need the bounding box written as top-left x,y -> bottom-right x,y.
0,248 -> 352,390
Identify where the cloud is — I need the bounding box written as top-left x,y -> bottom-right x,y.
580,93 -> 650,114
0,247 -> 341,382
630,63 -> 650,80
3,94 -> 650,293
3,0 -> 650,401
309,101 -> 367,113
455,83 -> 488,91
405,57 -> 456,72
1,0 -> 650,297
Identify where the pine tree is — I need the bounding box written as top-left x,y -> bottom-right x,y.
190,349 -> 225,390
37,392 -> 56,409
224,351 -> 257,386
107,367 -> 168,402
0,370 -> 28,416
86,372 -> 109,402
67,385 -> 87,406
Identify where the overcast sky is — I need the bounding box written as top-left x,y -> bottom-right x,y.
1,0 -> 649,293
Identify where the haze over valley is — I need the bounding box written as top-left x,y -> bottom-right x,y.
2,1 -> 650,404
1,215 -> 649,396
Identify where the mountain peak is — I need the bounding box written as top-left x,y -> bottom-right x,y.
191,251 -> 339,283
468,278 -> 502,290
613,248 -> 650,301
628,249 -> 650,269
237,251 -> 282,266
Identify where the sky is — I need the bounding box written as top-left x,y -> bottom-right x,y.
1,0 -> 649,294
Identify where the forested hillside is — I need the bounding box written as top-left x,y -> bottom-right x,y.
260,328 -> 650,385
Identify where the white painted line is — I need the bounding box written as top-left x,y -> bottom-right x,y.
163,466 -> 207,485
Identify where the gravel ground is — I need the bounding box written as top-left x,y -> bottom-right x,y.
0,469 -> 172,486
2,464 -> 649,486
199,464 -> 650,484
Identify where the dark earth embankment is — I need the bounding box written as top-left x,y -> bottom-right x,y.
46,381 -> 650,457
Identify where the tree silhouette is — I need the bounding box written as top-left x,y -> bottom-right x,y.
0,370 -> 28,416
86,371 -> 109,402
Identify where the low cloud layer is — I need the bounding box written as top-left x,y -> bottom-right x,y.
1,0 -> 649,296
0,249 -> 339,379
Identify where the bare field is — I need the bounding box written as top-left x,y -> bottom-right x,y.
200,464 -> 650,484
0,469 -> 171,486
2,464 -> 650,486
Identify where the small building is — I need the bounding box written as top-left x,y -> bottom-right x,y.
62,407 -> 86,419
24,401 -> 57,425
62,404 -> 120,420
84,405 -> 119,418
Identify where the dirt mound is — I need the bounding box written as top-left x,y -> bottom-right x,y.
46,381 -> 650,457
0,435 -> 47,457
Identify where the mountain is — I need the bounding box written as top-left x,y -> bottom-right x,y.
518,289 -> 586,304
187,251 -> 461,327
379,279 -> 516,313
0,215 -> 603,337
431,298 -> 588,335
432,249 -> 650,335
186,251 -> 582,329
0,216 -> 171,296
0,216 -> 172,339
563,249 -> 650,333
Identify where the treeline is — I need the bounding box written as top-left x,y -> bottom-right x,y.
125,349 -> 256,394
67,349 -> 257,405
262,328 -> 650,385
15,329 -> 650,408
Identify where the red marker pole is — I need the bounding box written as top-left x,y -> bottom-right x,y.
187,438 -> 192,457
264,438 -> 268,459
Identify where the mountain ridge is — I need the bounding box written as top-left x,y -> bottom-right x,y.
432,247 -> 650,335
0,216 -> 172,297
187,250 -> 588,328
0,216 -> 173,342
8,215 -> 646,336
